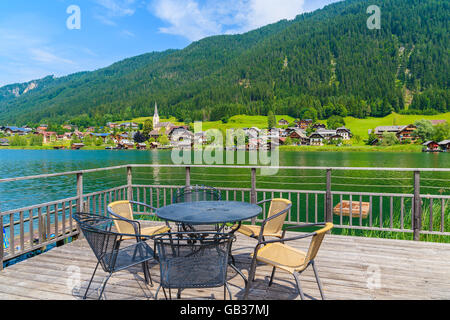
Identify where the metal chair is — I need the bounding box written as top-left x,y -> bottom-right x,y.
107,200 -> 171,240
243,222 -> 333,300
174,185 -> 221,232
174,185 -> 221,203
236,198 -> 292,240
153,232 -> 235,300
73,212 -> 156,300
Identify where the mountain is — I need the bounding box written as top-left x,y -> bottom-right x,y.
0,0 -> 448,126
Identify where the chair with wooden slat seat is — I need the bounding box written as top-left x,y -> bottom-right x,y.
243,222 -> 333,300
235,198 -> 292,240
107,200 -> 170,241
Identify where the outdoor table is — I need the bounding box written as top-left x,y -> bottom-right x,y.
155,200 -> 262,233
156,200 -> 262,284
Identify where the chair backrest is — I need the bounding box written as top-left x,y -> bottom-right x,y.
305,222 -> 333,263
174,185 -> 221,203
264,198 -> 292,234
107,201 -> 135,235
73,212 -> 119,273
154,232 -> 233,288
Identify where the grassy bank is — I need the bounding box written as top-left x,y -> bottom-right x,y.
127,113 -> 450,138
318,112 -> 450,138
0,145 -> 112,150
279,144 -> 424,152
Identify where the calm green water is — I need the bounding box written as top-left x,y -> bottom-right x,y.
0,149 -> 449,247
0,149 -> 449,212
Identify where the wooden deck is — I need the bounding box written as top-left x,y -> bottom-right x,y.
0,222 -> 449,300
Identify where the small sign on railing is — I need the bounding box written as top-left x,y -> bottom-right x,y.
2,227 -> 8,249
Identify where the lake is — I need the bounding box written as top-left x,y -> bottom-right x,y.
0,149 -> 449,213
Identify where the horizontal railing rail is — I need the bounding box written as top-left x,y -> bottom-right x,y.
1,164 -> 449,270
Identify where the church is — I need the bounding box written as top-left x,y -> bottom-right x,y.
152,102 -> 174,133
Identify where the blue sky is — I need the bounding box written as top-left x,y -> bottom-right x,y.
0,0 -> 340,87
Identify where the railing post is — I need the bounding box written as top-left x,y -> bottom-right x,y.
326,169 -> 332,223
413,170 -> 422,241
76,173 -> 83,212
0,215 -> 3,271
251,168 -> 257,224
127,166 -> 133,201
185,167 -> 191,187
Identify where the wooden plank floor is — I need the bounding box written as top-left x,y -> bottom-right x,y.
0,222 -> 450,300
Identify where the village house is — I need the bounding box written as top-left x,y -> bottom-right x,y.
0,138 -> 9,146
193,131 -> 207,146
85,126 -> 96,133
106,122 -> 120,129
289,129 -> 310,145
71,143 -> 85,150
62,124 -> 73,130
336,127 -> 352,140
278,118 -> 289,126
168,126 -> 193,147
430,120 -> 447,126
330,134 -> 344,145
422,141 -> 440,152
312,123 -> 326,130
370,124 -> 417,143
119,122 -> 139,130
136,143 -> 147,150
42,131 -> 57,143
296,119 -> 313,130
36,124 -> 48,133
118,139 -> 135,149
316,128 -> 337,139
243,127 -> 261,139
92,133 -> 112,144
438,140 -> 450,152
247,137 -> 259,150
309,133 -> 325,146
0,126 -> 29,136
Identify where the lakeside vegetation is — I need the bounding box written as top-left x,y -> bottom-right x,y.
279,144 -> 423,153
1,112 -> 449,152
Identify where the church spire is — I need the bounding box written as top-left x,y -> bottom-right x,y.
153,102 -> 159,128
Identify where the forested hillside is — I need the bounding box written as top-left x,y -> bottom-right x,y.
0,0 -> 448,127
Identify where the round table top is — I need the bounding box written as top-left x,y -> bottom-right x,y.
155,201 -> 262,225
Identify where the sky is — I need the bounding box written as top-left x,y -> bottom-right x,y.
0,0 -> 341,87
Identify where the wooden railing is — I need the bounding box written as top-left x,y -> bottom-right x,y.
1,164 -> 449,270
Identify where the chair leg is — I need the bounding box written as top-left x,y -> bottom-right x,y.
83,261 -> 100,300
98,272 -> 113,300
229,263 -> 247,286
154,284 -> 161,300
268,267 -> 276,287
225,282 -> 232,300
311,260 -> 326,300
142,261 -> 153,287
243,257 -> 258,300
177,289 -> 181,299
293,272 -> 305,300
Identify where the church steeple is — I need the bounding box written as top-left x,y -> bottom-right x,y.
153,102 -> 159,128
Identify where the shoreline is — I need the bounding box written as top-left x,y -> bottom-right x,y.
0,145 -> 438,153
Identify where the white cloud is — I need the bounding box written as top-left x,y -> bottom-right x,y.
96,0 -> 137,16
30,48 -> 74,65
94,0 -> 137,25
149,0 -> 305,41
